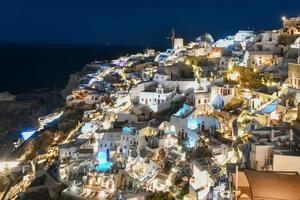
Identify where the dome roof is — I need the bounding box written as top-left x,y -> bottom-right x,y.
196,32 -> 214,43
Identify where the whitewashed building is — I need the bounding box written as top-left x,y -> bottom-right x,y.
288,61 -> 300,89
210,85 -> 236,109
253,30 -> 279,52
139,84 -> 177,113
97,124 -> 146,157
174,38 -> 184,49
153,72 -> 171,84
189,160 -> 214,200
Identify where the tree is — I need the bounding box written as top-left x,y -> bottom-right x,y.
147,192 -> 175,200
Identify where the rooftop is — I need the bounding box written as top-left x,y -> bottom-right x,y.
59,139 -> 88,149
144,83 -> 174,93
243,170 -> 300,200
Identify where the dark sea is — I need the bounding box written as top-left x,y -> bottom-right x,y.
0,44 -> 148,94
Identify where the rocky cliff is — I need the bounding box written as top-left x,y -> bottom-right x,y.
0,89 -> 64,141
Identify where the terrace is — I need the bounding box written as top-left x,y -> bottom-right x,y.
257,98 -> 280,114
144,84 -> 174,93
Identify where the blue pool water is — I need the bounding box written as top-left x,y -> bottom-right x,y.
21,130 -> 36,141
122,126 -> 134,135
95,151 -> 112,173
174,104 -> 193,118
257,99 -> 279,114
96,162 -> 113,172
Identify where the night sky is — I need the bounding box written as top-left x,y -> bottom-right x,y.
1,0 -> 300,47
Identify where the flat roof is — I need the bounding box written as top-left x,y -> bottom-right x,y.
232,170 -> 300,200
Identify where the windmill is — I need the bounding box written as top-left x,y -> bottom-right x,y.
166,28 -> 176,48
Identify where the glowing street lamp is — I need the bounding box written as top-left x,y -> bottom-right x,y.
282,16 -> 286,21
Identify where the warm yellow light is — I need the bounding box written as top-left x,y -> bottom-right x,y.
185,60 -> 191,65
0,161 -> 19,172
